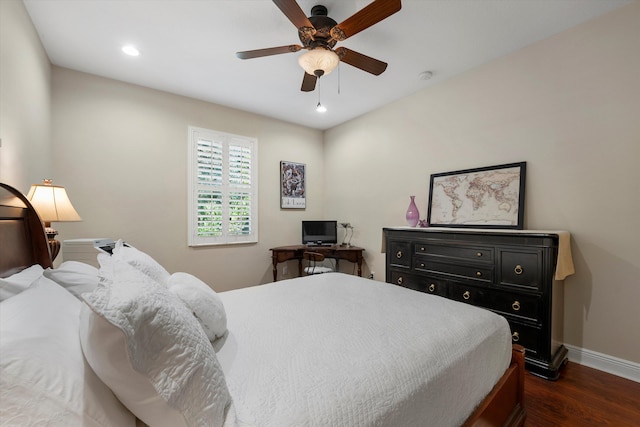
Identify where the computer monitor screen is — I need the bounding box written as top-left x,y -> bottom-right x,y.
302,220 -> 337,245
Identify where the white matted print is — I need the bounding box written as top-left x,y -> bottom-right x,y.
280,161 -> 306,209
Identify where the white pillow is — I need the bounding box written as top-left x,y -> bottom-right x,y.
43,261 -> 100,299
112,239 -> 170,286
0,264 -> 44,301
168,272 -> 228,342
81,254 -> 233,427
0,276 -> 135,427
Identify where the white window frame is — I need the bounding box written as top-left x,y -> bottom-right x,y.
188,126 -> 258,246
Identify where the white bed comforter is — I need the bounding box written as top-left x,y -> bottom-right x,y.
217,273 -> 512,427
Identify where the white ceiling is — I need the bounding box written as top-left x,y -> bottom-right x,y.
24,0 -> 631,130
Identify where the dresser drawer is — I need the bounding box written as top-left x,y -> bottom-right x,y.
417,259 -> 493,283
388,241 -> 411,267
414,242 -> 494,263
389,269 -> 413,288
507,320 -> 543,358
448,282 -> 490,307
448,283 -> 540,321
418,276 -> 448,297
388,270 -> 447,297
492,292 -> 540,322
499,249 -> 542,290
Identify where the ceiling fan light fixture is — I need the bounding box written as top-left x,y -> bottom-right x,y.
298,48 -> 339,77
316,102 -> 327,113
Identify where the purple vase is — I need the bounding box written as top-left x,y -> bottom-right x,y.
405,196 -> 420,227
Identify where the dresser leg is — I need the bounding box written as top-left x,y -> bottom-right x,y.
526,345 -> 569,380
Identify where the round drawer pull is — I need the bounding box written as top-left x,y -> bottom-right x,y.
476,252 -> 482,257
512,332 -> 520,342
428,283 -> 435,292
396,250 -> 403,259
463,291 -> 470,300
512,301 -> 521,311
397,276 -> 403,285
420,247 -> 426,252
420,263 -> 425,268
476,271 -> 482,277
514,264 -> 524,275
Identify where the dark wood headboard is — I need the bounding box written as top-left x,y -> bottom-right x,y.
0,183 -> 52,278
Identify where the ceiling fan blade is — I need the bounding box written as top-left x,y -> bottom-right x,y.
236,45 -> 302,59
273,0 -> 314,30
301,72 -> 317,92
335,47 -> 387,75
331,0 -> 401,41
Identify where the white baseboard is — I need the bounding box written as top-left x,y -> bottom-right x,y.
565,344 -> 640,383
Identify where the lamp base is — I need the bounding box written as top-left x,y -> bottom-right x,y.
44,227 -> 61,262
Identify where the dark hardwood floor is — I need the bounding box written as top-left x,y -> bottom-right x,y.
524,362 -> 640,426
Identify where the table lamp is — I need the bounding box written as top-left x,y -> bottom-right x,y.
340,222 -> 353,247
27,179 -> 82,261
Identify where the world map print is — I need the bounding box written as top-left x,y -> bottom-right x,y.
429,165 -> 523,227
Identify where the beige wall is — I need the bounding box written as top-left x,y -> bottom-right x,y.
324,3 -> 640,363
52,68 -> 324,290
0,0 -> 51,190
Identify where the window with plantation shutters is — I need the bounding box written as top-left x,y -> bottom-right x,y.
188,126 -> 258,246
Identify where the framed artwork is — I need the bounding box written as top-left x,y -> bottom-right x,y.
280,161 -> 306,209
427,162 -> 526,229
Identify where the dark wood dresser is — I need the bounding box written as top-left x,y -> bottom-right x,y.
383,227 -> 572,380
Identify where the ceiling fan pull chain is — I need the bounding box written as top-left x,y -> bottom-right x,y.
316,77 -> 326,113
338,62 -> 341,95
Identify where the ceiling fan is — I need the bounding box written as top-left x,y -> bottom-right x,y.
236,0 -> 402,92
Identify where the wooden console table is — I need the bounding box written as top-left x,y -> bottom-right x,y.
270,245 -> 365,281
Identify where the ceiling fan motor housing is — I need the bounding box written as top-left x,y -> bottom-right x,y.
299,5 -> 338,49
310,5 -> 328,16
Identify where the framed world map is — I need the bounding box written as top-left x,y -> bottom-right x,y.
427,162 -> 526,229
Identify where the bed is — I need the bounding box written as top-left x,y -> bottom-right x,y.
0,182 -> 525,427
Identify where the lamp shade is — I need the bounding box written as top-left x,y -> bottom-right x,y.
298,48 -> 340,77
26,180 -> 82,223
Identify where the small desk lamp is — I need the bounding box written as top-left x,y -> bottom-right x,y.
27,179 -> 82,261
340,223 -> 353,247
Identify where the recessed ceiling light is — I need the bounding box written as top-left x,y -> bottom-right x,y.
122,45 -> 140,57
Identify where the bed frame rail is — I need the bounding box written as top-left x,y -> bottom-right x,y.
462,345 -> 526,427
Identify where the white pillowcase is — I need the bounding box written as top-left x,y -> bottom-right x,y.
81,252 -> 233,427
112,240 -> 170,286
0,264 -> 44,301
0,275 -> 135,427
43,260 -> 100,299
168,272 -> 228,342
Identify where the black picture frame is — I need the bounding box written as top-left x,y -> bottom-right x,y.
280,161 -> 306,209
427,162 -> 526,229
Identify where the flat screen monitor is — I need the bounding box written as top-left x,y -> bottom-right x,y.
302,220 -> 337,246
